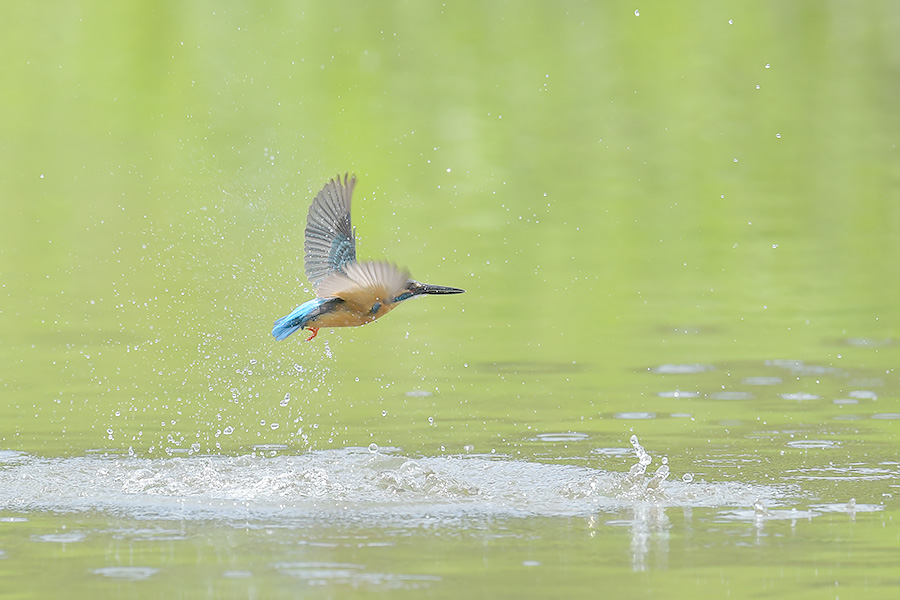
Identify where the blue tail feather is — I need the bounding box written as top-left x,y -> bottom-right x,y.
272,297 -> 339,341
272,313 -> 303,341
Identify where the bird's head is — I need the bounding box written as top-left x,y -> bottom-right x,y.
395,279 -> 465,302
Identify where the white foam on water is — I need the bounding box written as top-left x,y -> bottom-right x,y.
0,446 -> 790,524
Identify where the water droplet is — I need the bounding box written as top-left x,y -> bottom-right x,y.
368,443 -> 379,454
280,393 -> 290,407
270,423 -> 279,430
223,426 -> 234,435
682,473 -> 693,483
634,9 -> 640,16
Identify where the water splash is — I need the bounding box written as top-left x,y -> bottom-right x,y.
0,447 -> 787,523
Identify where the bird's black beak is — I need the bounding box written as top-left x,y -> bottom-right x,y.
409,280 -> 466,296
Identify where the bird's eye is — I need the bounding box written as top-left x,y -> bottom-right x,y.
370,302 -> 381,315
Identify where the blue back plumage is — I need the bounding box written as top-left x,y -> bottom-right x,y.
304,174 -> 357,288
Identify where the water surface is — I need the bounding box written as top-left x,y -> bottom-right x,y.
2,1 -> 899,598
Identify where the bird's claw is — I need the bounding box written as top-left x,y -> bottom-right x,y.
305,328 -> 319,342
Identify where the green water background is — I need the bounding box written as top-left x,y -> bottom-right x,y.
1,2 -> 899,598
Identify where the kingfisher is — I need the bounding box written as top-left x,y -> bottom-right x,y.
272,174 -> 465,342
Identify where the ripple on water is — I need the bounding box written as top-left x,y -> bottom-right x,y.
765,360 -> 841,377
784,464 -> 899,481
785,440 -> 840,449
841,337 -> 896,347
109,527 -> 186,542
781,392 -> 821,401
92,567 -> 159,581
657,390 -> 699,398
833,414 -> 864,421
223,571 -> 253,579
532,432 -> 590,442
871,413 -> 900,420
252,444 -> 289,453
614,412 -> 656,420
650,363 -> 714,374
810,502 -> 883,514
34,533 -> 86,543
717,507 -> 819,522
273,562 -> 440,589
742,376 -> 782,385
591,447 -> 633,457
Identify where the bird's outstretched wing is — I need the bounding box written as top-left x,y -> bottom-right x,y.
304,174 -> 357,287
315,261 -> 410,310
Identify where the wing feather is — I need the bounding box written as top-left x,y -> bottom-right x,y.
315,261 -> 410,310
304,174 -> 357,287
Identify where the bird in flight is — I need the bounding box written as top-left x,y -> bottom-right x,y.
273,174 -> 465,342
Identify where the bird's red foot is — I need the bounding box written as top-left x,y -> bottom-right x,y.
305,327 -> 319,342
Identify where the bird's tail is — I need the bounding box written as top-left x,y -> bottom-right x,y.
272,298 -> 337,341
272,313 -> 304,341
